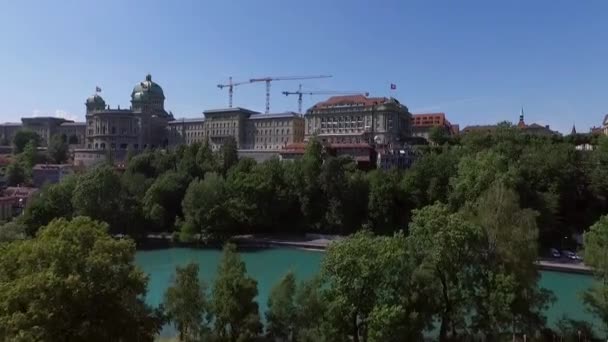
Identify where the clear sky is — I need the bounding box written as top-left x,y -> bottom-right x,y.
0,0 -> 607,133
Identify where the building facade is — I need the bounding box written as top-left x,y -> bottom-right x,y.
32,164 -> 74,188
168,118 -> 207,146
243,112 -> 305,150
304,95 -> 412,146
411,113 -> 458,140
74,74 -> 174,166
0,117 -> 86,147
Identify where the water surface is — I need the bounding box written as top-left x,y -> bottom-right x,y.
135,247 -> 603,336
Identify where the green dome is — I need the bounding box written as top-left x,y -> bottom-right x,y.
86,94 -> 105,106
131,74 -> 165,101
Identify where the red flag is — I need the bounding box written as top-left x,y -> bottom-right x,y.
390,83 -> 396,90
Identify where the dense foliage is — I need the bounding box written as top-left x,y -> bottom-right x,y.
0,216 -> 163,341
12,125 -> 606,251
5,125 -> 608,339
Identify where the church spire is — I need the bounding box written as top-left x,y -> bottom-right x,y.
517,106 -> 526,128
571,123 -> 577,135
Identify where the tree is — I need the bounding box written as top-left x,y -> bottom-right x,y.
13,130 -> 41,154
21,175 -> 78,236
18,140 -> 39,169
142,171 -> 191,232
221,136 -> 239,174
293,275 -> 327,341
464,182 -> 553,337
266,271 -> 297,340
164,262 -> 209,342
5,162 -> 27,186
197,139 -> 218,175
47,134 -> 69,164
321,231 -> 433,342
0,216 -> 163,341
0,221 -> 26,243
408,203 -> 481,341
449,150 -> 518,208
71,166 -> 131,235
428,126 -> 449,145
402,148 -> 460,207
181,172 -> 241,242
68,134 -> 79,145
367,169 -> 410,234
211,243 -> 262,341
582,215 -> 608,336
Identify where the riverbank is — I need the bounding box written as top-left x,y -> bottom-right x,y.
140,233 -> 593,275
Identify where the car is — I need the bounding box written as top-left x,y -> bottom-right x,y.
563,250 -> 576,260
550,248 -> 561,258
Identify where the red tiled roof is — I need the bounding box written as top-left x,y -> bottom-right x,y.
312,95 -> 388,108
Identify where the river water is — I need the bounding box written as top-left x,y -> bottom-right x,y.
135,247 -> 602,337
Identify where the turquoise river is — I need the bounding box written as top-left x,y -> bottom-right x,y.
135,247 -> 601,337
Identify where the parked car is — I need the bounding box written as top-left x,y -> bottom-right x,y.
563,250 -> 576,260
550,248 -> 561,258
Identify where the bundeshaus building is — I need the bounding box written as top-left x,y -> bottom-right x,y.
74,74 -> 174,166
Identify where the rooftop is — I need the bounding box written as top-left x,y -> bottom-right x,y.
248,112 -> 301,120
203,107 -> 260,115
60,122 -> 86,126
311,95 -> 389,109
32,163 -> 73,170
169,117 -> 206,124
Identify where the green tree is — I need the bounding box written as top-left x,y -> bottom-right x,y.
408,203 -> 481,341
321,231 -> 433,342
402,147 -> 460,207
428,126 -> 449,145
18,140 -> 39,169
0,216 -> 163,341
211,243 -> 262,341
68,134 -> 79,145
465,182 -> 553,337
21,175 -> 78,236
293,275 -> 327,341
71,166 -> 133,235
449,150 -> 518,208
221,136 -> 239,174
164,262 -> 209,342
142,171 -> 191,232
266,271 -> 297,340
197,138 -> 218,175
13,130 -> 41,154
0,221 -> 26,243
180,173 -> 237,242
5,162 -> 27,186
367,169 -> 409,234
582,215 -> 608,336
47,134 -> 69,164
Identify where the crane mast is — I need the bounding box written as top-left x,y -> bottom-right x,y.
249,75 -> 332,113
216,77 -> 252,108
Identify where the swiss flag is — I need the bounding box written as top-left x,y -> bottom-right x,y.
390,83 -> 397,90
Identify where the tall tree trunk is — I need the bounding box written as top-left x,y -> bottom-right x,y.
439,272 -> 453,342
352,312 -> 359,342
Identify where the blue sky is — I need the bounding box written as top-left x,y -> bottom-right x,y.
0,0 -> 607,133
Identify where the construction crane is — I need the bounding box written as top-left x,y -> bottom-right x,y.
249,75 -> 332,113
282,84 -> 369,114
216,77 -> 252,108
